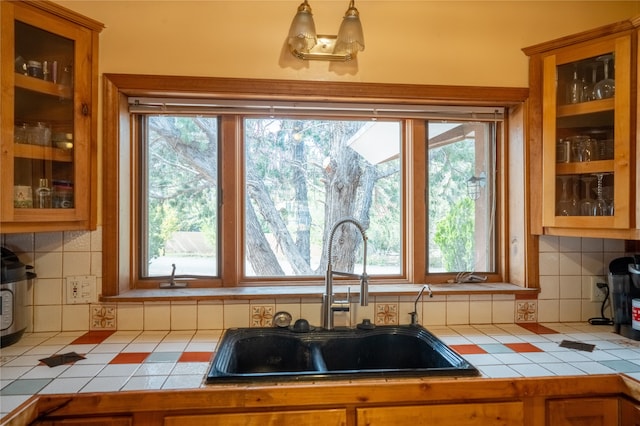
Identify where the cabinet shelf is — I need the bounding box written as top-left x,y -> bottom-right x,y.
556,160 -> 614,175
557,98 -> 614,117
14,73 -> 72,100
13,143 -> 73,162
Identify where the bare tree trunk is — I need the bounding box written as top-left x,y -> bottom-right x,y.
292,127 -> 311,265
356,163 -> 377,228
319,124 -> 364,274
245,199 -> 285,276
246,167 -> 314,275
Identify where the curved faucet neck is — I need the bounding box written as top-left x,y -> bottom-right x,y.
323,217 -> 369,330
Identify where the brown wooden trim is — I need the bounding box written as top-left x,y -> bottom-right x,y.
6,375 -> 632,424
103,73 -> 528,106
408,120 -> 426,283
102,77 -> 118,297
543,227 -> 640,240
522,19 -> 636,56
13,0 -> 105,32
102,74 -> 528,295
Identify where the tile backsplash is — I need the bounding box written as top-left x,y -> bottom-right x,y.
0,229 -> 628,332
537,236 -> 625,323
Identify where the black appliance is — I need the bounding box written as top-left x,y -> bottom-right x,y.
609,255 -> 640,341
1,247 -> 35,347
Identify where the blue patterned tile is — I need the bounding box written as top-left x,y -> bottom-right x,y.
598,360 -> 640,373
0,379 -> 51,395
478,344 -> 514,354
145,352 -> 181,363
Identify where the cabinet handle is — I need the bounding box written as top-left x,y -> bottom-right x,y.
82,103 -> 89,116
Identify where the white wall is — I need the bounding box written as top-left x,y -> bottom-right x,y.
57,1 -> 639,87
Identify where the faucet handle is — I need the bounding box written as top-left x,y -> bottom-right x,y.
332,287 -> 351,312
333,287 -> 351,305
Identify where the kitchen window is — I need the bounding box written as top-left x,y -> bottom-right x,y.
102,75 -> 527,295
427,121 -> 497,274
138,115 -> 220,279
243,118 -> 402,278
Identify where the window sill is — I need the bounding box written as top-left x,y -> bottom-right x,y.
100,283 -> 538,303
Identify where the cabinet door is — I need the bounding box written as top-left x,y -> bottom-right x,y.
357,402 -> 524,426
0,1 -> 100,232
164,409 -> 347,426
547,397 -> 618,426
33,417 -> 131,426
620,398 -> 640,426
541,34 -> 632,231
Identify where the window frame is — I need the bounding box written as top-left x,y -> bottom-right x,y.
426,120 -> 500,275
102,74 -> 529,296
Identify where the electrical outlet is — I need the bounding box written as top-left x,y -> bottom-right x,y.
590,276 -> 607,302
65,275 -> 96,304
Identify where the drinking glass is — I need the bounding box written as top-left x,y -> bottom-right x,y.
566,135 -> 588,162
556,176 -> 573,216
579,176 -> 596,216
567,64 -> 582,104
602,185 -> 614,216
582,62 -> 598,102
592,173 -> 611,216
578,137 -> 597,162
594,54 -> 615,99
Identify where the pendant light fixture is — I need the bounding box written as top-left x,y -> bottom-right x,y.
287,0 -> 365,62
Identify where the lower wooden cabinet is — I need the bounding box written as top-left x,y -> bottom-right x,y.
357,402 -> 523,426
33,417 -> 131,426
547,397 -> 618,426
12,376 -> 640,426
164,409 -> 347,426
620,398 -> 640,426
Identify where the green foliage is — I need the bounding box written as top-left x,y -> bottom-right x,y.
433,197 -> 475,271
245,119 -> 402,274
146,116 -> 219,261
427,135 -> 476,271
148,201 -> 179,258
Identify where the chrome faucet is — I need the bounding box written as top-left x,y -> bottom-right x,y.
409,285 -> 432,325
323,218 -> 369,330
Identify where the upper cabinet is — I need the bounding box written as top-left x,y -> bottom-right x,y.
0,0 -> 103,233
524,19 -> 640,240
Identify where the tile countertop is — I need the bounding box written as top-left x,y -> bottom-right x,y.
2,322 -> 640,419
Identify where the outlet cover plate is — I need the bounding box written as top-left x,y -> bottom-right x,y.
65,275 -> 96,304
590,276 -> 607,302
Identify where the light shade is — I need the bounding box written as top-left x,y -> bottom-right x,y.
288,0 -> 317,53
287,0 -> 364,61
334,0 -> 365,55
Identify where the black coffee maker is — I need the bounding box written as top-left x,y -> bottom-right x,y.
609,255 -> 640,340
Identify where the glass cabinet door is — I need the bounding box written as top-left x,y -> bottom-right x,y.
0,2 -> 98,231
14,20 -> 76,210
541,35 -> 632,230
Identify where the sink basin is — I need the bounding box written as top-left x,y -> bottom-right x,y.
206,325 -> 479,383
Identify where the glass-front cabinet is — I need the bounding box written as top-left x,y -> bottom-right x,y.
524,20 -> 639,239
0,0 -> 103,233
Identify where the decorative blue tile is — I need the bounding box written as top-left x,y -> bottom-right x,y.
598,360 -> 640,373
144,352 -> 181,363
0,379 -> 51,395
477,344 -> 514,354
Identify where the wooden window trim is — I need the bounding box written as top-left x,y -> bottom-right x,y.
101,74 -> 529,297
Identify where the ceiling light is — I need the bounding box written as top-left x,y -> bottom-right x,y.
287,0 -> 365,62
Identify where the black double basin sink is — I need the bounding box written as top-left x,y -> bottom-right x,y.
206,324 -> 479,383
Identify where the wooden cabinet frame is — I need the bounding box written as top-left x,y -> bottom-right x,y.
0,0 -> 102,233
3,375 -> 639,426
523,18 -> 639,240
